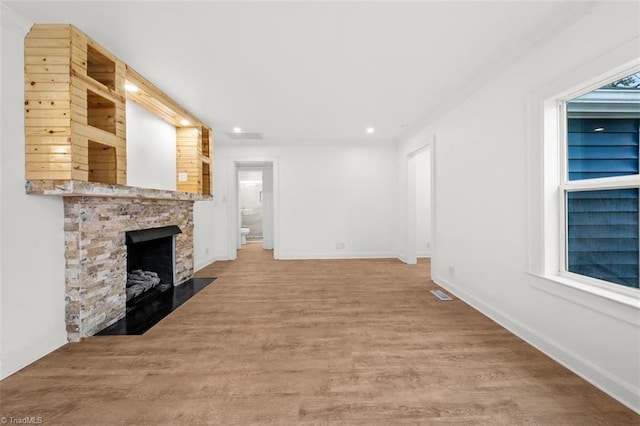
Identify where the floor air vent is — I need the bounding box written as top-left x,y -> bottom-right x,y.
430,289 -> 453,301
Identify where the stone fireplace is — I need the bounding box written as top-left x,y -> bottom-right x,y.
27,180 -> 205,342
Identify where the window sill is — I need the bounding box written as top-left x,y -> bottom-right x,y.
528,272 -> 639,326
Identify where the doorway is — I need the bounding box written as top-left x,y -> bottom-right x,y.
228,159 -> 278,259
406,140 -> 435,265
238,170 -> 264,244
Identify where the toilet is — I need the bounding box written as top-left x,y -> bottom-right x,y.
240,228 -> 250,245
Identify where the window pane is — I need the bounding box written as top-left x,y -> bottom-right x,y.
567,188 -> 639,288
567,118 -> 639,180
567,72 -> 640,181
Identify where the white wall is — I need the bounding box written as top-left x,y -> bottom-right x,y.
0,7 -> 212,378
193,199 -> 215,271
125,100 -> 177,191
211,143 -> 397,260
0,8 -> 67,379
397,2 -> 640,412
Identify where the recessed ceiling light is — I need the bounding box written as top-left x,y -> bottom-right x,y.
366,127 -> 375,134
232,127 -> 242,133
180,119 -> 190,126
594,127 -> 605,132
124,82 -> 139,92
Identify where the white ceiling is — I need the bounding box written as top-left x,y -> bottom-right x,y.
7,1 -> 592,145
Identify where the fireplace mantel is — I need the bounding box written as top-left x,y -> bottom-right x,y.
26,179 -> 212,201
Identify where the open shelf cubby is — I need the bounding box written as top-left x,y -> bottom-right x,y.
88,140 -> 117,184
201,127 -> 210,158
24,24 -> 212,194
87,44 -> 116,90
87,89 -> 116,135
202,162 -> 211,196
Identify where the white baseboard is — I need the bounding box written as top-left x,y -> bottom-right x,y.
194,254 -> 234,272
1,333 -> 67,380
432,274 -> 640,415
279,251 -> 397,260
194,256 -> 217,272
398,253 -> 431,263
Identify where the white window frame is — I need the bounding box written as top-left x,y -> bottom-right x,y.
527,55 -> 640,311
557,96 -> 640,297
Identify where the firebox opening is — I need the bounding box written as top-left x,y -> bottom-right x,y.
125,226 -> 181,306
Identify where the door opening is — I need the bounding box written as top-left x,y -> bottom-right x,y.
406,141 -> 434,265
230,160 -> 277,259
238,170 -> 264,245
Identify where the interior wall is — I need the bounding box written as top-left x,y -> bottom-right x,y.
212,143 -> 397,260
125,100 -> 177,191
397,2 -> 640,412
1,11 -> 67,379
193,199 -> 216,272
125,84 -> 214,272
0,7 -> 217,377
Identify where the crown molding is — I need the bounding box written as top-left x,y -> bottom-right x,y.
0,3 -> 32,36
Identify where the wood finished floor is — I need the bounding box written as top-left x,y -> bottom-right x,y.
1,242 -> 637,425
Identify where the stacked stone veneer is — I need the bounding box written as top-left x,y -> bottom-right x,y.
64,196 -> 194,341
63,196 -> 194,340
26,180 -> 208,341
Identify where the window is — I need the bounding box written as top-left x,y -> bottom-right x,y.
560,72 -> 640,290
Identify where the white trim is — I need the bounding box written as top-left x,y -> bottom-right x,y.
279,251 -> 397,260
562,176 -> 640,191
556,64 -> 640,294
523,44 -> 640,413
529,272 -> 639,325
527,42 -> 640,295
1,334 -> 67,380
194,255 -> 217,272
433,273 -> 640,415
227,156 -> 280,261
0,4 -> 32,36
404,136 -> 435,267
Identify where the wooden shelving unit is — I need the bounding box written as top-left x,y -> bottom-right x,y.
176,125 -> 212,195
25,24 -> 126,184
25,24 -> 213,195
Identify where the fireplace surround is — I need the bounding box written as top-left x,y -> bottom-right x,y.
27,180 -> 206,342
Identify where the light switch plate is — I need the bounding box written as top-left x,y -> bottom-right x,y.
178,172 -> 188,182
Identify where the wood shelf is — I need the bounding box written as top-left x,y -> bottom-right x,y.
25,24 -> 214,195
176,125 -> 213,195
25,24 -> 126,185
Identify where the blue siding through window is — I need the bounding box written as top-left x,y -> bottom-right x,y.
568,119 -> 639,181
566,118 -> 639,288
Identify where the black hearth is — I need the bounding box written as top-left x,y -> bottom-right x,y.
125,225 -> 182,307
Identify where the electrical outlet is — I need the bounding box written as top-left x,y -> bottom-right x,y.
336,242 -> 345,249
448,265 -> 455,277
178,172 -> 188,182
